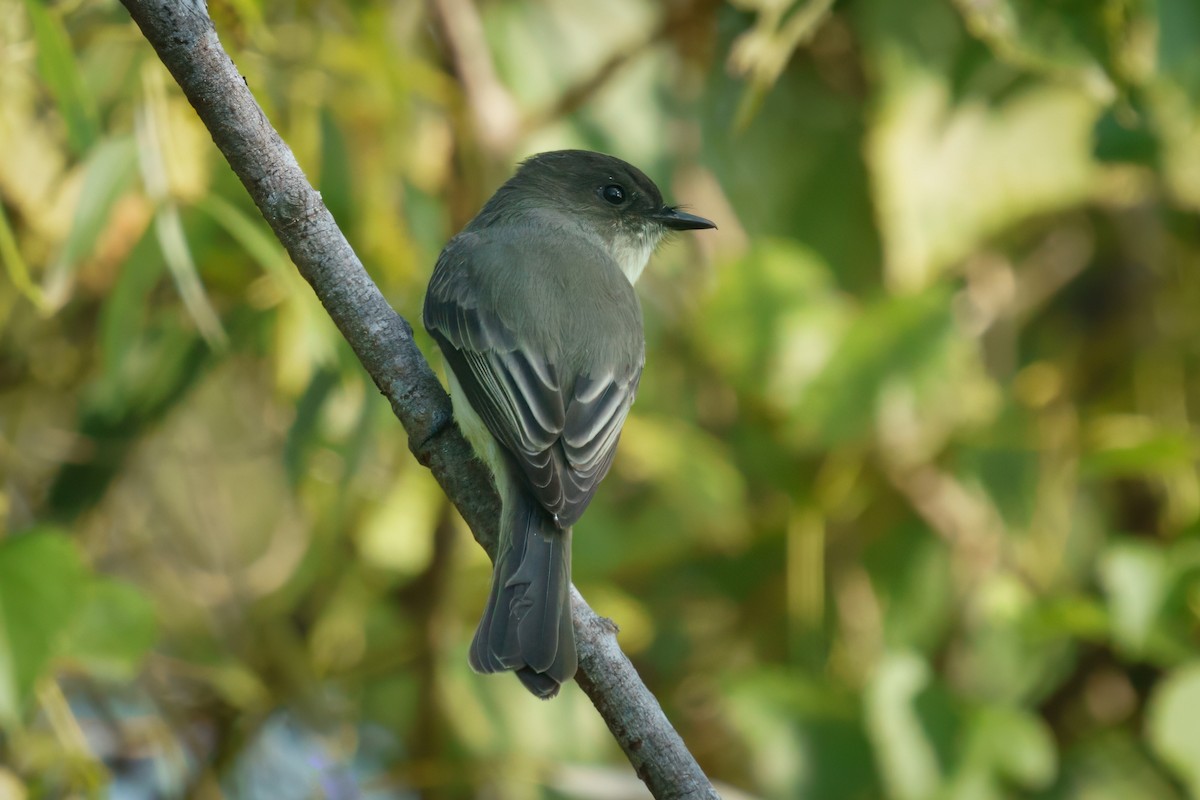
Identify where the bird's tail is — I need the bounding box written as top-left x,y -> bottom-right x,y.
468,482 -> 576,699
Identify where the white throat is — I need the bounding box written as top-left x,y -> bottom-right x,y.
612,226 -> 663,285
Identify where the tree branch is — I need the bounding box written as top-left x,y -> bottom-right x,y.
117,1 -> 720,797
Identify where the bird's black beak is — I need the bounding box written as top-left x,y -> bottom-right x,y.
654,206 -> 717,231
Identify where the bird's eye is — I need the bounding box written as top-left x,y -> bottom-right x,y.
602,184 -> 626,205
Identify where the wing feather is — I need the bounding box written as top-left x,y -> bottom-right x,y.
423,241 -> 642,527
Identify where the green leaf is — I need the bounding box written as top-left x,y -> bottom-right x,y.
1147,662 -> 1200,798
0,531 -> 86,724
59,579 -> 157,680
24,0 -> 99,155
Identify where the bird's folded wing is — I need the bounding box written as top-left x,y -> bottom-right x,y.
423,257 -> 641,527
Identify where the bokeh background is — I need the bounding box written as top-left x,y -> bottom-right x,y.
4,0 -> 1200,797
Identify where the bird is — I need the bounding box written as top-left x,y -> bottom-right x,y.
423,150 -> 715,697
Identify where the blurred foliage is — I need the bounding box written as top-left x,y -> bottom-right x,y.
3,0 -> 1200,797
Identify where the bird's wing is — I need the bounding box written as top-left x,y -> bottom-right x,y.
423,243 -> 642,527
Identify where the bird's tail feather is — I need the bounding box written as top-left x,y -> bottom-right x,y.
468,484 -> 576,699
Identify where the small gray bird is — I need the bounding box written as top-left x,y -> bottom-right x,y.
423,150 -> 715,698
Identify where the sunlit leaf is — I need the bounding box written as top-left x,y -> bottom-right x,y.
1147,662 -> 1200,798
0,769 -> 26,800
1099,540 -> 1167,658
865,652 -> 958,800
860,0 -> 1099,290
44,137 -> 139,307
356,466 -> 442,577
